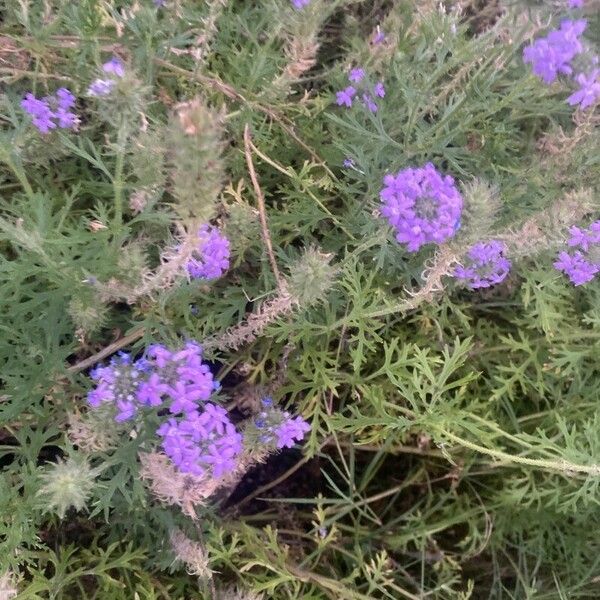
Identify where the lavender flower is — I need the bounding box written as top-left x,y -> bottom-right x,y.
21,88 -> 78,134
343,158 -> 355,168
251,398 -> 310,449
567,69 -> 600,109
87,79 -> 116,97
349,68 -> 365,83
380,163 -> 463,252
102,56 -> 125,78
362,93 -> 378,113
554,221 -> 600,285
157,406 -> 243,477
568,0 -> 583,7
336,69 -> 385,112
274,416 -> 311,448
372,29 -> 386,45
87,342 -> 217,421
454,241 -> 511,289
336,86 -> 356,107
291,0 -> 310,8
20,94 -> 56,134
523,19 -> 587,83
186,225 -> 230,280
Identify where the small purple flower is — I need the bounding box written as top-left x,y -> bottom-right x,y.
343,158 -> 355,168
567,69 -> 600,110
380,163 -> 463,252
362,93 -> 378,113
115,400 -> 137,422
102,56 -> 125,78
372,29 -> 386,45
568,0 -> 583,7
157,407 -> 243,477
336,86 -> 356,107
21,94 -> 56,134
554,220 -> 600,285
87,79 -> 115,97
186,225 -> 230,280
56,88 -> 75,110
523,19 -> 587,84
275,416 -> 311,449
291,0 -> 310,8
454,241 -> 511,289
373,81 -> 385,98
21,90 -> 78,134
348,68 -> 365,83
154,0 -> 166,5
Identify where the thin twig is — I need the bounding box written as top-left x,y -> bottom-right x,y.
224,436 -> 332,516
243,124 -> 283,289
66,327 -> 145,374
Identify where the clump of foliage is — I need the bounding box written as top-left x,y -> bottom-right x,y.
0,0 -> 599,598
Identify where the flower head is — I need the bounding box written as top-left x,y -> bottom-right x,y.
102,56 -> 125,78
21,89 -> 78,134
274,416 -> 311,448
38,457 -> 97,518
372,29 -> 386,45
454,241 -> 511,289
568,0 -> 584,7
250,400 -> 310,449
291,0 -> 310,7
349,67 -> 365,83
336,86 -> 356,107
362,93 -> 378,113
157,406 -> 243,478
87,78 -> 116,97
87,341 -> 216,420
523,19 -> 587,83
567,69 -> 600,110
380,163 -> 463,252
554,221 -> 600,285
186,224 -> 230,280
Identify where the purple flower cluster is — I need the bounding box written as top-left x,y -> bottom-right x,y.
567,69 -> 600,110
88,56 -> 125,97
454,241 -> 511,289
87,341 -> 245,478
291,0 -> 310,8
88,342 -> 217,421
523,18 -> 598,110
186,224 -> 230,280
380,163 -> 463,252
20,88 -> 78,134
554,221 -> 600,286
157,405 -> 242,477
336,67 -> 385,113
253,398 -> 311,449
87,344 -> 312,477
523,19 -> 587,84
568,0 -> 583,7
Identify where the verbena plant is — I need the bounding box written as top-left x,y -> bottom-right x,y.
0,0 -> 599,598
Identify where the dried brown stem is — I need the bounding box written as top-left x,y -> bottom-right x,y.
243,124 -> 283,289
67,327 -> 144,374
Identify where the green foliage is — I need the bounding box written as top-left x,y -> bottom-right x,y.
0,0 -> 599,598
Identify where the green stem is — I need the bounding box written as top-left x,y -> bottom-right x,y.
3,151 -> 35,199
437,428 -> 600,476
112,120 -> 128,233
